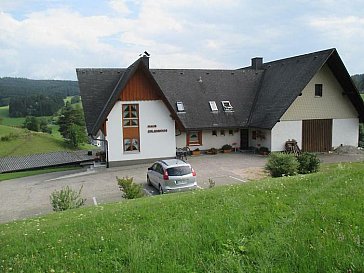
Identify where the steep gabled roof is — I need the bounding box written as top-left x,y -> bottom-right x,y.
77,48 -> 364,135
77,68 -> 125,134
249,48 -> 335,129
249,48 -> 364,128
77,58 -> 181,135
151,69 -> 263,130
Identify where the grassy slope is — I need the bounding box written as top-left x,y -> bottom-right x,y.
1,162 -> 363,272
0,106 -> 25,127
0,125 -> 95,157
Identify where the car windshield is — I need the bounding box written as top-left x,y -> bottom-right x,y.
167,166 -> 191,176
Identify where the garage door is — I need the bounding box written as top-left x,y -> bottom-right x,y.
302,119 -> 332,152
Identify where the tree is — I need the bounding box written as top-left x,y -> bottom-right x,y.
70,95 -> 81,104
57,102 -> 87,148
39,118 -> 52,134
23,116 -> 39,132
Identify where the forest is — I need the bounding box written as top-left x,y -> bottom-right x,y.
0,77 -> 79,106
8,94 -> 65,117
351,74 -> 364,92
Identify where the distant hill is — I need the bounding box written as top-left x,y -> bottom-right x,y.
352,74 -> 364,93
0,77 -> 79,106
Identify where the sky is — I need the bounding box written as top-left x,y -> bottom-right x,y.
0,0 -> 363,80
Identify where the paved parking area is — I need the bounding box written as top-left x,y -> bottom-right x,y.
0,152 -> 363,224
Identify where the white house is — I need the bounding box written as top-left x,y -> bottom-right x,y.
77,48 -> 364,166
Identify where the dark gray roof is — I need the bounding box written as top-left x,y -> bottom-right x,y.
151,69 -> 263,129
249,48 -> 364,128
77,68 -> 125,134
249,48 -> 334,128
77,48 -> 364,133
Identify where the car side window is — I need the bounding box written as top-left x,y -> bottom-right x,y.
152,163 -> 158,171
157,165 -> 164,174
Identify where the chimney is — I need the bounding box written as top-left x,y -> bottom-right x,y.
251,57 -> 263,70
141,56 -> 149,69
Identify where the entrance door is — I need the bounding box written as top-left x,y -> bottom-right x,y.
240,129 -> 249,150
302,119 -> 332,152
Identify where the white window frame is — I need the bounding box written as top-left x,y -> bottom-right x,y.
176,101 -> 185,112
221,101 -> 233,112
209,101 -> 218,112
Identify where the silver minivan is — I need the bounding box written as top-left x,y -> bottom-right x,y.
147,159 -> 197,194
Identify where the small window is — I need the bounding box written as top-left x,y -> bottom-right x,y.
123,104 -> 139,127
221,101 -> 233,112
229,129 -> 234,135
124,138 -> 139,152
209,101 -> 218,111
187,131 -> 202,146
176,101 -> 185,112
252,130 -> 257,140
315,84 -> 323,97
220,130 -> 225,136
212,130 -> 217,136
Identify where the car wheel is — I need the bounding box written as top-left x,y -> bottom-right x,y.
158,184 -> 164,195
147,175 -> 152,186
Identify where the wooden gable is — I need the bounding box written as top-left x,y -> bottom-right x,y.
120,67 -> 161,101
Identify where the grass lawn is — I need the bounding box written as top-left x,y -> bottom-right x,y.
0,106 -> 25,127
0,166 -> 81,181
1,162 -> 363,272
0,125 -> 94,157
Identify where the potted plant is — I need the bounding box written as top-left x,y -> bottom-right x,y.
191,148 -> 201,156
206,147 -> 218,155
258,146 -> 269,155
221,144 -> 232,153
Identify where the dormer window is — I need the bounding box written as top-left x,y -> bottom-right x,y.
209,101 -> 218,112
176,101 -> 185,112
221,101 -> 233,112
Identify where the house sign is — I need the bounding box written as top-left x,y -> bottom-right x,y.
147,124 -> 167,133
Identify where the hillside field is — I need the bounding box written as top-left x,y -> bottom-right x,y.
0,125 -> 93,157
0,162 -> 363,272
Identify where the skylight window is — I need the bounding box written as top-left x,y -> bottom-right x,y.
221,101 -> 233,112
176,101 -> 185,112
209,101 -> 218,112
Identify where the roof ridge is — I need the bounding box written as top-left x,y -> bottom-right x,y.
263,48 -> 336,66
90,58 -> 143,134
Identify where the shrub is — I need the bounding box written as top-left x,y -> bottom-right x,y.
222,144 -> 232,150
297,152 -> 320,174
265,152 -> 299,177
50,185 -> 86,211
0,133 -> 19,142
206,148 -> 218,155
208,178 -> 216,188
258,146 -> 269,154
117,176 -> 144,199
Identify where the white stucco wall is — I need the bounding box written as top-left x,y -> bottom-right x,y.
176,132 -> 187,148
175,130 -> 240,150
332,118 -> 359,148
249,128 -> 271,150
200,130 -> 240,150
106,100 -> 176,162
271,121 -> 302,151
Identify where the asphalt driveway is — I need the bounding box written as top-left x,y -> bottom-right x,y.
1,152 -> 363,224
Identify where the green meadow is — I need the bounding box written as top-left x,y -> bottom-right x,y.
1,162 -> 363,272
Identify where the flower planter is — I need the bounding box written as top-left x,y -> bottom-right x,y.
192,150 -> 201,156
223,149 -> 232,153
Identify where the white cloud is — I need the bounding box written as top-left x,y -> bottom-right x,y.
0,0 -> 363,79
108,0 -> 131,15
